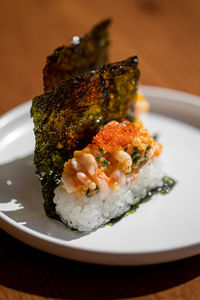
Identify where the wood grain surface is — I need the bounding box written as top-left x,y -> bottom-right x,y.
0,0 -> 200,299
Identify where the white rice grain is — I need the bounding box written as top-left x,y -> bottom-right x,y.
53,157 -> 163,231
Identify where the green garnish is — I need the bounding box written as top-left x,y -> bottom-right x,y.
160,176 -> 177,193
146,144 -> 151,151
163,176 -> 172,183
124,147 -> 128,152
86,186 -> 99,198
131,147 -> 141,164
96,156 -> 110,167
144,144 -> 151,160
99,148 -> 106,154
131,145 -> 151,169
107,176 -> 177,226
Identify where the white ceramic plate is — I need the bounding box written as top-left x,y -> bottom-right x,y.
0,86 -> 200,266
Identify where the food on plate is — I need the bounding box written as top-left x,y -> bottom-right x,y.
31,56 -> 140,219
43,19 -> 111,92
31,20 -> 176,231
53,119 -> 163,231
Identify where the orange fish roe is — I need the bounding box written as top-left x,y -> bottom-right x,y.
92,120 -> 158,152
61,120 -> 163,197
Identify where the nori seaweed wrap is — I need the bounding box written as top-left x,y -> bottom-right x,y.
43,19 -> 111,92
31,56 -> 140,218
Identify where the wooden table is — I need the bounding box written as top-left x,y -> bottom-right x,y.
0,0 -> 200,299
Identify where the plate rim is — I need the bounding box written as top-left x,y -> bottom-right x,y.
1,85 -> 200,265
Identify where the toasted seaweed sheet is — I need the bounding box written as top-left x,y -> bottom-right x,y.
43,19 -> 111,92
31,56 -> 140,218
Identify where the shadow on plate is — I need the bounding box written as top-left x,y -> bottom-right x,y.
1,229 -> 200,299
0,155 -> 88,241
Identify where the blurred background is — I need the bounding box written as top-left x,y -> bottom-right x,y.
0,0 -> 200,114
1,2 -> 200,300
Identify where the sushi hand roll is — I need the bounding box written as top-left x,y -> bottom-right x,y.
30,17 -> 177,231
53,120 -> 163,231
31,56 -> 140,219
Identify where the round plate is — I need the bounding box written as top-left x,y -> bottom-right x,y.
0,86 -> 200,265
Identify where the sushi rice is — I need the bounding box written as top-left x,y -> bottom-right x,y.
54,157 -> 163,231
53,119 -> 163,231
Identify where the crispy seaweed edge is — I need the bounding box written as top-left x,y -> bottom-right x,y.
43,18 -> 111,92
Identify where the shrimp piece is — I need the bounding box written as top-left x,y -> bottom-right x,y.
114,150 -> 132,174
78,153 -> 97,175
95,169 -> 110,192
76,172 -> 91,185
71,158 -> 80,171
110,169 -> 126,185
114,150 -> 132,163
62,173 -> 76,193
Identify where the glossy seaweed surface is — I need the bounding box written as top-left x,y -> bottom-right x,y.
31,56 -> 140,217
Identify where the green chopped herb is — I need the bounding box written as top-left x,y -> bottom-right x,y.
146,144 -> 151,151
99,148 -> 106,154
134,155 -> 141,165
131,145 -> 152,169
124,147 -> 128,152
161,176 -> 177,193
131,147 -> 141,164
102,159 -> 110,167
86,186 -> 99,198
96,156 -> 110,167
144,144 -> 151,160
163,176 -> 171,183
96,155 -> 102,162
